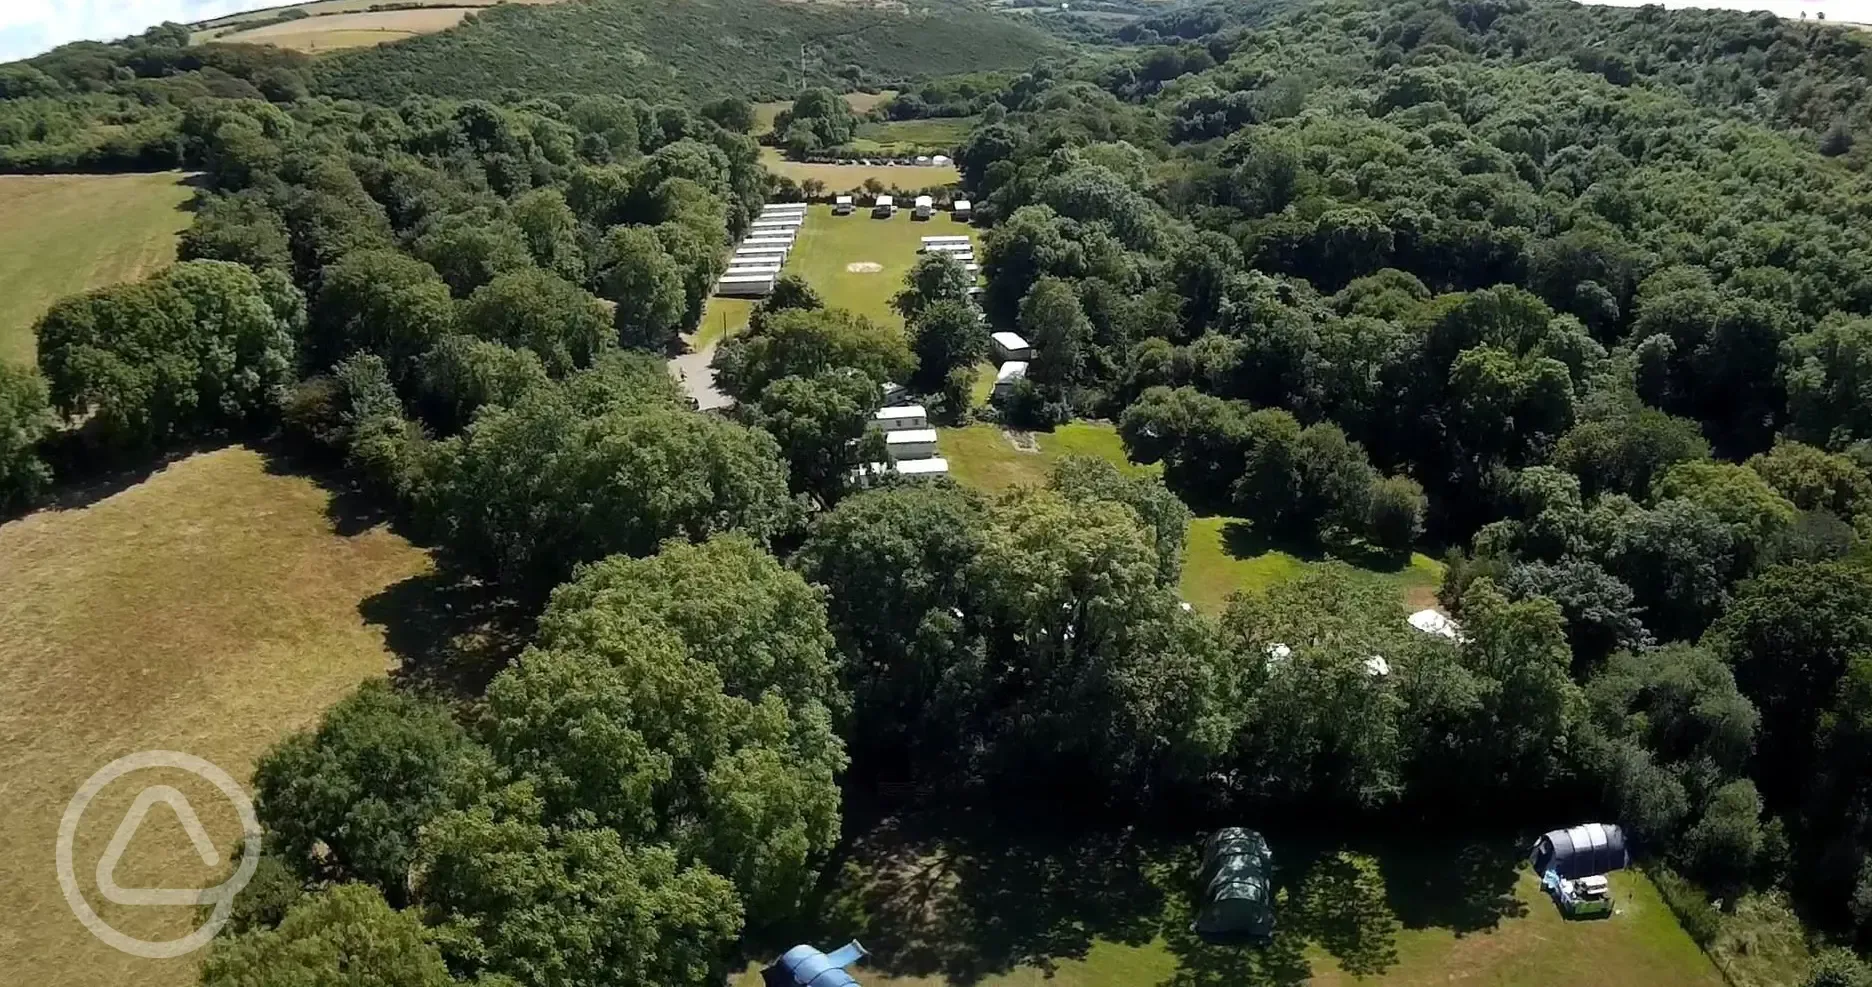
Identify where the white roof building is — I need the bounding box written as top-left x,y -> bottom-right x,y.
874,404 -> 929,430
996,361 -> 1029,385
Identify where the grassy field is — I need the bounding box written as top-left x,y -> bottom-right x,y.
850,115 -> 979,154
762,148 -> 963,190
754,91 -> 898,135
0,173 -> 194,367
938,421 -> 1150,494
729,824 -> 1724,987
0,447 -> 432,987
788,201 -> 980,328
197,0 -> 566,47
1181,517 -> 1444,615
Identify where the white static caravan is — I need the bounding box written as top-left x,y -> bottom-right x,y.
725,262 -> 784,277
921,234 -> 971,246
762,202 -> 807,215
873,195 -> 896,218
991,331 -> 1032,362
741,235 -> 795,249
885,427 -> 940,461
732,245 -> 790,261
920,240 -> 974,256
913,195 -> 935,220
953,199 -> 973,222
750,220 -> 801,234
993,361 -> 1029,398
854,456 -> 951,480
715,273 -> 775,298
874,404 -> 929,432
881,381 -> 909,405
833,195 -> 855,215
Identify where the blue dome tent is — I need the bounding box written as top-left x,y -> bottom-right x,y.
763,941 -> 869,987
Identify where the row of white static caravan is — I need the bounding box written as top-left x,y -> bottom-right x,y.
874,404 -> 928,432
991,331 -> 1032,362
715,272 -> 775,298
854,456 -> 950,480
994,360 -> 1028,398
833,195 -> 856,215
885,427 -> 939,460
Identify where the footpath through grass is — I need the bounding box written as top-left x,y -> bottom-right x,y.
0,447 -> 432,987
0,172 -> 194,366
730,821 -> 1724,987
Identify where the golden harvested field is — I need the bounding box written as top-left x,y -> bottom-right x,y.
0,173 -> 194,367
197,0 -> 567,48
0,447 -> 432,987
209,8 -> 473,50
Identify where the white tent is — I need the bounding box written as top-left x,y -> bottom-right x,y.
1408,609 -> 1463,641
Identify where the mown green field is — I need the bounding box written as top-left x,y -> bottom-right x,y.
1182,517 -> 1445,615
849,115 -> 978,154
0,172 -> 194,366
787,201 -> 980,329
728,827 -> 1724,987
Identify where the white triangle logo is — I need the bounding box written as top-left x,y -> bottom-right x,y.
94,785 -> 222,906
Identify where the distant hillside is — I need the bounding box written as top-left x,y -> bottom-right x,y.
312,0 -> 1062,104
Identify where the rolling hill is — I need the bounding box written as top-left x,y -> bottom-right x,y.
312,0 -> 1061,104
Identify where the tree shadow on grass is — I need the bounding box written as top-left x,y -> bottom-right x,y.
1220,519 -> 1417,575
820,811 -> 1171,985
1376,838 -> 1529,935
1157,921 -> 1312,987
359,570 -> 531,700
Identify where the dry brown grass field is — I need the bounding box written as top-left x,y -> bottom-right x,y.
197,0 -> 565,48
0,447 -> 432,987
0,173 -> 194,367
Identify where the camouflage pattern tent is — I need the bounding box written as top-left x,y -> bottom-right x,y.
1193,827 -> 1275,945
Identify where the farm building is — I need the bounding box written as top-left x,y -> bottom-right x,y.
992,331 -> 1032,362
716,272 -> 776,297
1530,824 -> 1628,880
834,195 -> 855,215
873,195 -> 896,218
762,941 -> 868,987
1194,828 -> 1275,946
913,195 -> 935,220
1408,609 -> 1463,640
993,361 -> 1028,398
953,199 -> 973,221
874,404 -> 929,431
886,427 -> 940,460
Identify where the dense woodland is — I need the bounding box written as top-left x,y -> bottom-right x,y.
11,0 -> 1872,984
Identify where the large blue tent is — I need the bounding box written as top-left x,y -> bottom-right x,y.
763,941 -> 869,987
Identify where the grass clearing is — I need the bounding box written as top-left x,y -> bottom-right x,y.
788,201 -> 980,328
0,447 -> 432,987
937,421 -> 1152,494
754,90 -> 898,134
730,822 -> 1723,987
761,148 -> 962,190
0,172 -> 194,367
1181,517 -> 1444,614
850,115 -> 978,153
